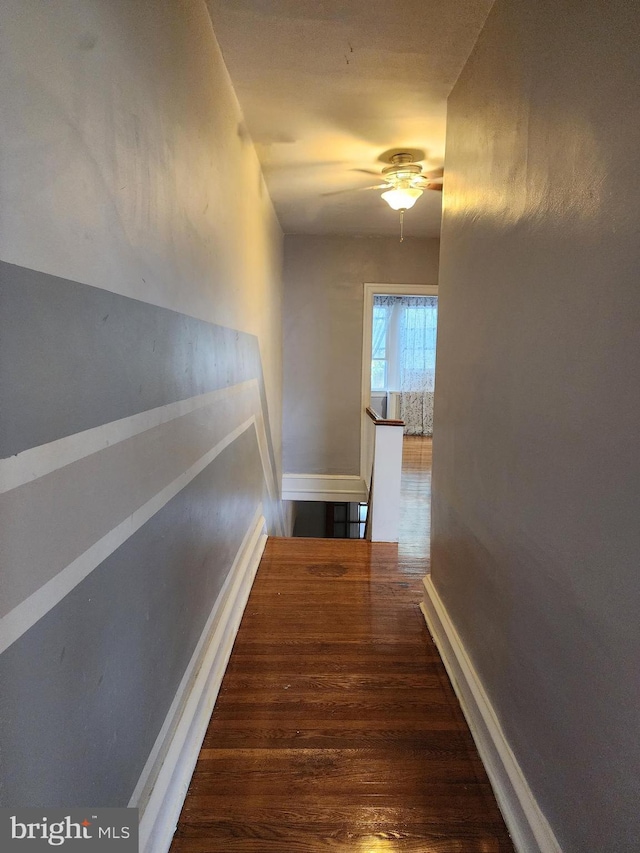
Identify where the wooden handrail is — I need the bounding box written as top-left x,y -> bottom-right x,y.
365,405 -> 404,427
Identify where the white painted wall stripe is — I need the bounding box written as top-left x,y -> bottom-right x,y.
0,417 -> 257,656
0,380 -> 259,495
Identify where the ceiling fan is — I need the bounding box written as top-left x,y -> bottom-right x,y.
325,153 -> 443,203
323,152 -> 443,240
356,153 -> 443,206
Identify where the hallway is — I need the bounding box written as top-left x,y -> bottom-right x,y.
170,438 -> 514,852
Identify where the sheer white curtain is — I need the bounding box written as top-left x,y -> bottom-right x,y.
398,296 -> 437,435
372,295 -> 438,435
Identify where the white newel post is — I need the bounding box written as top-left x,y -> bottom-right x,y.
368,418 -> 404,542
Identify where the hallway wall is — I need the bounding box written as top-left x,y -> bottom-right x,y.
0,0 -> 283,810
432,0 -> 640,849
282,235 -> 439,476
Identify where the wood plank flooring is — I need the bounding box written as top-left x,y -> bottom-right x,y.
170,437 -> 514,853
398,436 -> 432,570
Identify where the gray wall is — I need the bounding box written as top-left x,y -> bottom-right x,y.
432,1 -> 640,850
283,235 -> 439,475
0,1 -> 283,808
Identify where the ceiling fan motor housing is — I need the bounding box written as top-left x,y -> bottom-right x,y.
382,153 -> 424,187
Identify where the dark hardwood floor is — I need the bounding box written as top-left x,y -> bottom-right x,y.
170,437 -> 514,852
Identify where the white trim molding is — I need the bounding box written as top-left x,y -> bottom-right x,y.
133,505 -> 268,853
420,576 -> 562,853
282,473 -> 367,503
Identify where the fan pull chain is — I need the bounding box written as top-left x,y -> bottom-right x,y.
400,209 -> 404,242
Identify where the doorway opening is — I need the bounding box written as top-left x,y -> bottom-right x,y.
360,283 -> 438,484
292,501 -> 368,538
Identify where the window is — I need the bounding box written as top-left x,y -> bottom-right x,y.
326,502 -> 368,538
371,303 -> 389,391
370,295 -> 438,393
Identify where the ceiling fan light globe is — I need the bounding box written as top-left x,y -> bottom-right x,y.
381,187 -> 423,210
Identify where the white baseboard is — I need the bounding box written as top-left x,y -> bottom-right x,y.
282,473 -> 367,502
420,576 -> 562,853
132,505 -> 268,853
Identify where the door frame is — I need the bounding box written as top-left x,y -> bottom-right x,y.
360,282 -> 439,483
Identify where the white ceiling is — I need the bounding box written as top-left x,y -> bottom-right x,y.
206,0 -> 494,238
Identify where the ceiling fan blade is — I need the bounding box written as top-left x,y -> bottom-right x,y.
424,167 -> 444,179
321,183 -> 389,197
351,169 -> 383,177
413,175 -> 443,190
